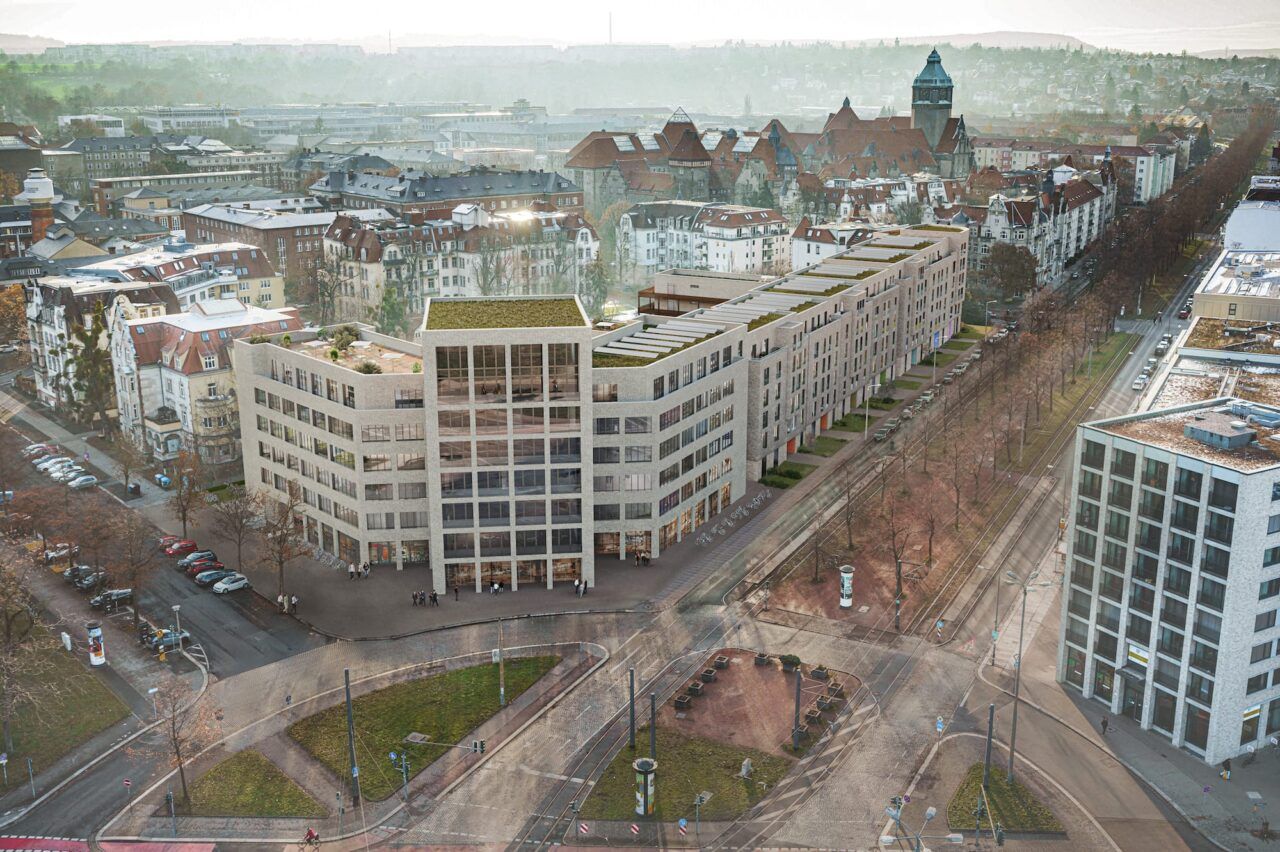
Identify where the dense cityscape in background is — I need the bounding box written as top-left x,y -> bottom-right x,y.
0,10 -> 1278,849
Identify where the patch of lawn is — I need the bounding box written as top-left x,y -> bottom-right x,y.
868,397 -> 899,411
831,413 -> 873,433
947,763 -> 1063,833
890,378 -> 922,391
179,749 -> 325,818
760,474 -> 795,489
580,726 -> 792,822
762,460 -> 817,488
797,435 -> 847,457
955,326 -> 986,340
942,339 -> 974,351
288,657 -> 559,801
921,352 -> 958,367
1,627 -> 130,792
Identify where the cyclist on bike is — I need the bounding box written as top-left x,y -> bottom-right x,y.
303,827 -> 320,844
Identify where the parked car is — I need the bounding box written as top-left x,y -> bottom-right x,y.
884,417 -> 901,432
941,374 -> 954,385
74,570 -> 109,591
51,466 -> 86,483
21,443 -> 51,458
176,550 -> 216,568
873,428 -> 891,442
89,588 -> 132,611
44,542 -> 80,562
63,564 -> 95,584
157,535 -> 182,551
919,391 -> 934,404
68,475 -> 99,490
901,408 -> 915,420
1132,377 -> 1148,391
969,351 -> 982,361
1177,307 -> 1191,319
194,568 -> 236,587
35,456 -> 70,471
42,460 -> 78,476
212,573 -> 251,594
164,540 -> 198,556
148,629 -> 191,652
0,343 -> 19,355
186,560 -> 226,577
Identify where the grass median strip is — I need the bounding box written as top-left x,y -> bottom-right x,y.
288,656 -> 559,801
797,436 -> 848,457
0,627 -> 129,792
580,726 -> 791,821
179,749 -> 326,817
947,763 -> 1063,833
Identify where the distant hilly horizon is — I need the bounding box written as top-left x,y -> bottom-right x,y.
1,29 -> 1095,55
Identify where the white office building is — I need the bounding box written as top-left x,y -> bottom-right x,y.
1059,399 -> 1280,764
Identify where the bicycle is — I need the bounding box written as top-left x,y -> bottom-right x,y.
296,839 -> 320,850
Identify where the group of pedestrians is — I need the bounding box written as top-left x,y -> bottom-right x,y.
276,593 -> 300,614
632,551 -> 651,567
347,562 -> 371,579
411,590 -> 439,606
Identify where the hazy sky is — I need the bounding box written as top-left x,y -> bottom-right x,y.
4,0 -> 1280,54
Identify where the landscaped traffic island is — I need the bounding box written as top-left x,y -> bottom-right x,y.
288,656 -> 560,801
178,749 -> 325,818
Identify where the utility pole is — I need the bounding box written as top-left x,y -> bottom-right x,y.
498,618 -> 506,708
628,667 -> 636,749
166,790 -> 176,836
1008,580 -> 1027,782
344,668 -> 360,804
982,703 -> 995,793
792,667 -> 802,750
649,692 -> 657,759
991,578 -> 1000,667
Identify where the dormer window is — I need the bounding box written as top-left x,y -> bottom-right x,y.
202,354 -> 218,370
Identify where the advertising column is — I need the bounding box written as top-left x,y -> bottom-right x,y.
86,620 -> 105,667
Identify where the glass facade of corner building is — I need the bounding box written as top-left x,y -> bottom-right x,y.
432,341 -> 587,591
1061,427 -> 1280,764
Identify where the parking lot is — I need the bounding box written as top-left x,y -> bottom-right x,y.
2,424 -> 324,678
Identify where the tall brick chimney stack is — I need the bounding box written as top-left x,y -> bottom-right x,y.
23,168 -> 55,245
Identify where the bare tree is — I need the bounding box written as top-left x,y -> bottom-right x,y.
167,449 -> 206,539
807,517 -> 827,584
839,458 -> 859,549
153,679 -> 222,805
113,436 -> 149,496
109,511 -> 158,632
880,490 -> 916,632
263,481 -> 306,602
0,555 -> 62,754
205,484 -> 263,573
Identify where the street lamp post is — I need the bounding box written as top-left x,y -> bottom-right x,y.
1003,569 -> 1055,782
147,686 -> 159,718
171,605 -> 182,655
882,799 -> 964,851
984,299 -> 998,327
864,381 -> 881,442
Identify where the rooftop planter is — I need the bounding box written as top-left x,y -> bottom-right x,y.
771,283 -> 850,298
747,312 -> 786,331
911,224 -> 964,232
779,654 -> 801,672
425,298 -> 586,330
799,269 -> 878,281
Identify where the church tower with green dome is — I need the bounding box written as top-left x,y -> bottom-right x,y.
911,48 -> 954,151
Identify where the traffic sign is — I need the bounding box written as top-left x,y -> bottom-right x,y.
630,824 -> 640,835
579,822 -> 589,834
678,818 -> 688,829
678,824 -> 688,836
123,778 -> 131,788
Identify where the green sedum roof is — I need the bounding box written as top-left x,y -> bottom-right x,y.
426,298 -> 585,330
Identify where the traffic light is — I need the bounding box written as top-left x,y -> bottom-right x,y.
471,740 -> 480,753
479,739 -> 486,754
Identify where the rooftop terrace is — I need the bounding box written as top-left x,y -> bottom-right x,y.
592,319 -> 725,368
295,337 -> 422,374
424,297 -> 587,331
1184,316 -> 1280,354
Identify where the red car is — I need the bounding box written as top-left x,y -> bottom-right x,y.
157,535 -> 182,551
164,539 -> 197,556
185,559 -> 225,577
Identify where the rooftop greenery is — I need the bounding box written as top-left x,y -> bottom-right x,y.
747,312 -> 786,330
912,224 -> 964,232
426,298 -> 585,330
593,328 -> 721,369
800,269 -> 879,281
771,283 -> 850,298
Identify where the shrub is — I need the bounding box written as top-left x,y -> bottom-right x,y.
779,654 -> 801,668
333,325 -> 359,351
354,361 -> 383,374
247,334 -> 268,344
781,467 -> 804,480
328,348 -> 339,362
280,333 -> 292,347
411,362 -> 422,374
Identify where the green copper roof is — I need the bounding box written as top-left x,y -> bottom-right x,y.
913,49 -> 953,87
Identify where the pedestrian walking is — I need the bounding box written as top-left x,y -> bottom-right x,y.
411,591 -> 419,606
1221,758 -> 1232,781
574,578 -> 580,597
348,563 -> 356,580
453,585 -> 459,601
431,591 -> 439,606
277,593 -> 285,611
1100,715 -> 1109,736
363,562 -> 370,578
290,594 -> 299,614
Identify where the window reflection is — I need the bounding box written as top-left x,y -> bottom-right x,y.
547,343 -> 578,400
511,344 -> 544,402
435,347 -> 469,402
473,345 -> 507,403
